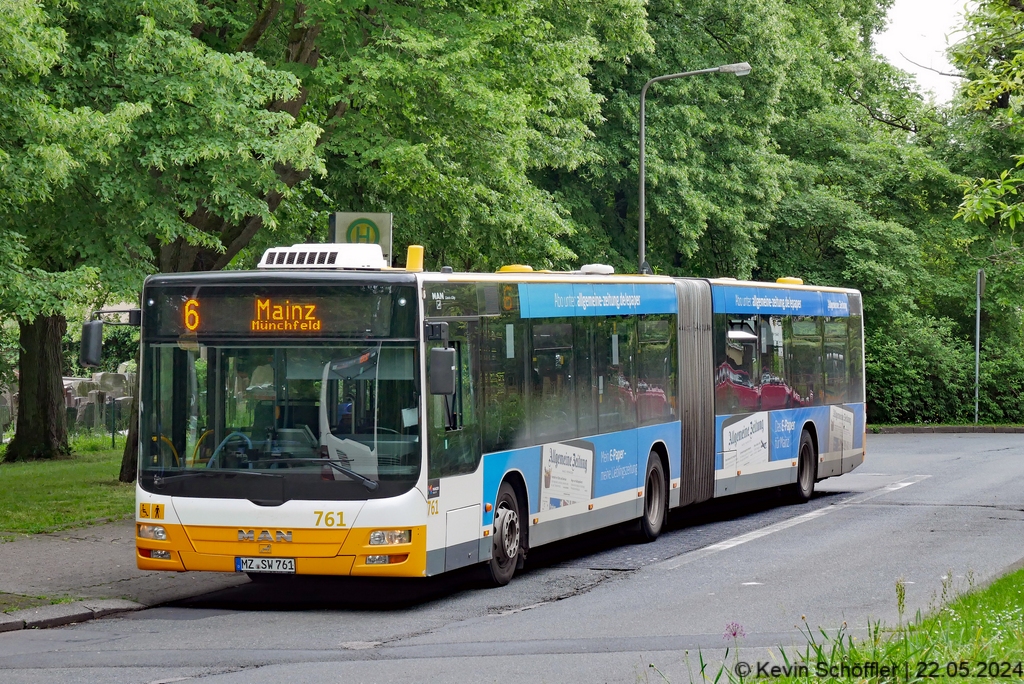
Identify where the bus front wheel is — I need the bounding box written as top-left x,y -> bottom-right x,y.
487,482 -> 522,586
790,430 -> 817,504
637,453 -> 667,542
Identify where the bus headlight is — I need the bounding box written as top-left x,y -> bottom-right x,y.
137,524 -> 167,541
369,530 -> 411,545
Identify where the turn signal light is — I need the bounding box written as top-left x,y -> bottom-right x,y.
138,548 -> 171,560
366,554 -> 408,565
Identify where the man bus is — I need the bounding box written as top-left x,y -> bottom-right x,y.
84,243 -> 863,586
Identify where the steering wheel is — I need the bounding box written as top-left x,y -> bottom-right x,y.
206,431 -> 254,468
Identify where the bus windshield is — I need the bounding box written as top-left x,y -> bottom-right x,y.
139,342 -> 421,501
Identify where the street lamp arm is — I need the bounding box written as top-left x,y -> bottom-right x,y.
638,62 -> 751,274
641,67 -> 725,98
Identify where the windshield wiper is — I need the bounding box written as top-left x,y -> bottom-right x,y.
152,470 -> 283,487
250,458 -> 380,491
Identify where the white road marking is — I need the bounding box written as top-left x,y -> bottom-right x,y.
658,475 -> 930,571
341,641 -> 382,650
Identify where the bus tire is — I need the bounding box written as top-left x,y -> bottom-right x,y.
790,430 -> 817,504
487,481 -> 522,586
638,452 -> 667,542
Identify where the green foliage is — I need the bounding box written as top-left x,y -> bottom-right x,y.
0,1 -> 145,323
866,314 -> 1024,425
977,337 -> 1024,423
0,0 -> 1021,429
548,0 -> 793,276
947,2 -> 1024,321
10,0 -> 324,296
62,324 -> 138,378
865,316 -> 973,424
0,0 -> 143,212
194,0 -> 652,271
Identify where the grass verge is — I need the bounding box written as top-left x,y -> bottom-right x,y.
669,567 -> 1024,682
0,592 -> 77,613
0,434 -> 134,536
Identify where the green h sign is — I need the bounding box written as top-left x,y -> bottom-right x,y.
330,212 -> 393,265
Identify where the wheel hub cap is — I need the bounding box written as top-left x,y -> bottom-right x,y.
494,506 -> 519,562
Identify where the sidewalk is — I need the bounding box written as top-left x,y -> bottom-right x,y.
873,425 -> 1024,433
0,519 -> 246,631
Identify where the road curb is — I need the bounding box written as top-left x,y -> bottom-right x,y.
872,426 -> 1024,434
3,599 -> 146,631
0,613 -> 24,633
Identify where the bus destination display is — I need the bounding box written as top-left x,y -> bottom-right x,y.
146,285 -> 415,339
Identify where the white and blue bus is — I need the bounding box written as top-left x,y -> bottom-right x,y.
113,244 -> 864,585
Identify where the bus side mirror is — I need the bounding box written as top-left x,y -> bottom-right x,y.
80,320 -> 104,368
429,347 -> 457,395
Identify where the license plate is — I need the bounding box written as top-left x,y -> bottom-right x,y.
235,557 -> 296,573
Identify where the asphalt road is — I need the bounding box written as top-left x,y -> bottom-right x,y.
2,434 -> 1023,683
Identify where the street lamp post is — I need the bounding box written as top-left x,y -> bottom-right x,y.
638,62 -> 751,274
975,268 -> 985,424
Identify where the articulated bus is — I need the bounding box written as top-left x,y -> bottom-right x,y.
125,243 -> 864,585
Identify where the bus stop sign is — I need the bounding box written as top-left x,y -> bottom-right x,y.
330,212 -> 393,266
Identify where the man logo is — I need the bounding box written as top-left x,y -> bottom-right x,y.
238,530 -> 292,542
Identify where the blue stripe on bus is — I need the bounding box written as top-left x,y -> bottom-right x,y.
711,285 -> 850,317
713,403 -> 865,468
481,422 -> 681,527
518,283 -> 677,319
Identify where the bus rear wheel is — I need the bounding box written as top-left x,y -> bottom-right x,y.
790,430 -> 817,504
487,482 -> 522,586
637,453 -> 667,542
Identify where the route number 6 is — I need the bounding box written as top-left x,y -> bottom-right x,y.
184,299 -> 200,332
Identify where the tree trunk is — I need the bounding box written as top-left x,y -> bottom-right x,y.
118,349 -> 140,482
119,392 -> 139,482
4,314 -> 70,461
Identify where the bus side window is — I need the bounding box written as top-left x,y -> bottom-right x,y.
428,322 -> 482,478
786,316 -> 823,407
824,317 -> 849,404
637,314 -> 676,425
596,316 -> 637,432
530,320 -> 575,441
759,315 -> 790,410
848,313 -> 864,403
482,317 -> 527,452
715,314 -> 759,415
575,317 -> 598,436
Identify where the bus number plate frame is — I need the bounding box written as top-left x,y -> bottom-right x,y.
235,557 -> 296,574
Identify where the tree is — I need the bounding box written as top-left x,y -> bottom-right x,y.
28,0 -> 644,475
946,0 -> 1024,330
0,0 -> 146,461
189,0 -> 652,271
952,0 -> 1024,231
3,0 -> 322,464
